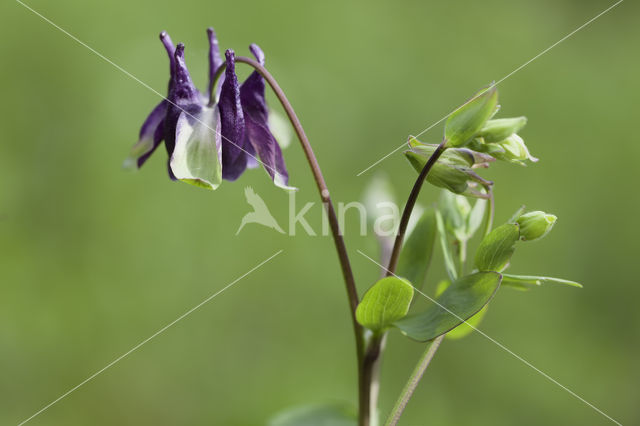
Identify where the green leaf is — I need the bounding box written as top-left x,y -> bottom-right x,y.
356,277 -> 414,333
397,207 -> 437,287
434,279 -> 488,340
269,404 -> 357,426
467,198 -> 487,238
447,305 -> 488,339
445,85 -> 499,147
474,223 -> 520,272
502,274 -> 583,289
394,272 -> 501,341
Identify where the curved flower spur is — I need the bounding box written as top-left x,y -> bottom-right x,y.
124,28 -> 292,190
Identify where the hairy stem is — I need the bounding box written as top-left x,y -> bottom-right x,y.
384,336 -> 444,426
225,56 -> 366,421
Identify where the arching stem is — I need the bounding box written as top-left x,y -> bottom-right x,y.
217,56 -> 366,421
359,140 -> 448,425
386,141 -> 448,276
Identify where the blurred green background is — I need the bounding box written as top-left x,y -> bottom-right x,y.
1,0 -> 638,425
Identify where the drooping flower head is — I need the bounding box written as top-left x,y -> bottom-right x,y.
125,28 -> 292,190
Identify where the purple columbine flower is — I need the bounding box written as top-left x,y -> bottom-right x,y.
125,28 -> 292,190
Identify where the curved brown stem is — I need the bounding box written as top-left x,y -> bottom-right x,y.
358,140 -> 448,425
223,56 -> 366,420
385,141 -> 447,276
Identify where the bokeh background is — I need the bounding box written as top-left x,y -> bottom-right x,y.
2,0 -> 638,425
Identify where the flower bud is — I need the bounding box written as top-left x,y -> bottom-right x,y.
479,117 -> 527,143
494,134 -> 538,164
516,211 -> 557,241
405,138 -> 493,198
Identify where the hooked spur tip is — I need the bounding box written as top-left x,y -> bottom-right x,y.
249,43 -> 265,64
159,31 -> 168,40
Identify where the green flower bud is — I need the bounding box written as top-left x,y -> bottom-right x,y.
516,211 -> 557,241
469,133 -> 538,166
405,137 -> 493,198
493,134 -> 538,165
479,117 -> 527,143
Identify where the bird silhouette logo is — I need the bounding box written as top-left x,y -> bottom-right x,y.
236,187 -> 285,235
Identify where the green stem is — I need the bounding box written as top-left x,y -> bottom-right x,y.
226,56 -> 366,422
384,336 -> 444,426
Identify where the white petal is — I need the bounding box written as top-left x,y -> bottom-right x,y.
170,107 -> 222,190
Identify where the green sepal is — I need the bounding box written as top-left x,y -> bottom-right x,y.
501,274 -> 582,289
478,117 -> 527,143
445,85 -> 499,147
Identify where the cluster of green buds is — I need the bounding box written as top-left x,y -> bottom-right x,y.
470,117 -> 538,165
404,85 -> 538,197
405,137 -> 494,198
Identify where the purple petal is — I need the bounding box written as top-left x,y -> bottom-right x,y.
124,100 -> 167,169
169,43 -> 199,104
219,49 -> 247,181
164,44 -> 201,157
240,45 -> 268,124
239,44 -> 292,188
159,31 -> 176,89
138,116 -> 165,167
139,100 -> 167,141
249,43 -> 265,66
245,117 -> 290,188
207,27 -> 223,102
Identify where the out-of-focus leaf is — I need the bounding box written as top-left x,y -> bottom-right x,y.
269,404 -> 357,426
356,277 -> 414,333
501,274 -> 583,289
397,207 -> 437,287
394,272 -> 501,341
467,198 -> 487,238
436,210 -> 458,281
445,85 -> 498,147
474,223 -> 520,272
